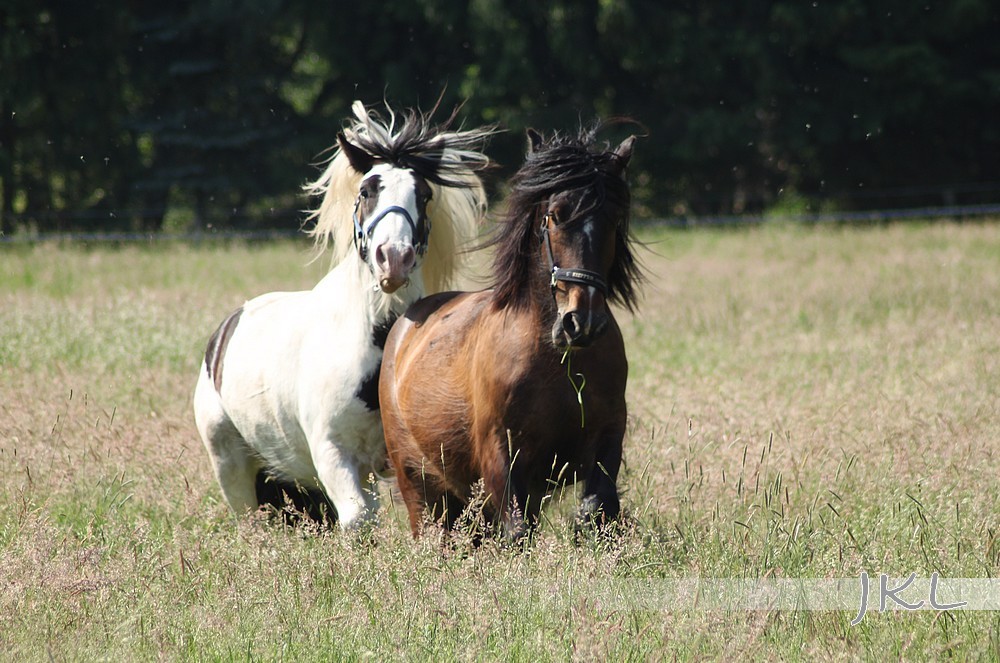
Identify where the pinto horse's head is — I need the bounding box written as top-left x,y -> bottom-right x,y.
306,101 -> 494,296
339,134 -> 433,294
524,129 -> 638,350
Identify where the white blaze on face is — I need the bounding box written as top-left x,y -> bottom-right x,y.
364,165 -> 420,293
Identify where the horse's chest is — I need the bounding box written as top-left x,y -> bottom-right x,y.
295,330 -> 383,433
502,357 -> 625,478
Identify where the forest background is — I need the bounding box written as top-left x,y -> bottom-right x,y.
2,0 -> 999,234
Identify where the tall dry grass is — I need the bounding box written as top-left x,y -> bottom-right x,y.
1,227 -> 998,660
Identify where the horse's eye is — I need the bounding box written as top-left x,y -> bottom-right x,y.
547,211 -> 560,225
360,189 -> 369,200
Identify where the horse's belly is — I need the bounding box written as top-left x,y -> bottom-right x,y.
222,366 -> 388,482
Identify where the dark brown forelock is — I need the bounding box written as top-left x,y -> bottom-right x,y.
489,124 -> 643,312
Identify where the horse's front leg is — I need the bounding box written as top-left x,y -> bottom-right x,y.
481,434 -> 534,543
394,460 -> 466,537
576,425 -> 624,534
309,439 -> 378,531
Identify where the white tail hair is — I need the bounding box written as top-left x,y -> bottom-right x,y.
304,100 -> 494,292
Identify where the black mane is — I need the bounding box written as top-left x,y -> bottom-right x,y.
490,123 -> 643,312
345,105 -> 494,189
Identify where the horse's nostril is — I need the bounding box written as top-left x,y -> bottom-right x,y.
401,245 -> 415,270
374,243 -> 415,272
563,312 -> 583,340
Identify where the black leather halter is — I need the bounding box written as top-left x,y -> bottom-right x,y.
539,212 -> 609,296
352,196 -> 430,262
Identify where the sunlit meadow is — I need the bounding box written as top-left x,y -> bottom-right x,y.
2,224 -> 998,660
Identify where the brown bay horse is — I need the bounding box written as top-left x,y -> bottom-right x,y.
379,125 -> 642,540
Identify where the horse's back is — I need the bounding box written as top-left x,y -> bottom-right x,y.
196,289 -> 308,424
215,289 -> 311,399
383,290 -> 491,368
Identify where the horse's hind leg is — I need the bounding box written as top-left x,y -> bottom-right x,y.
193,365 -> 260,514
255,473 -> 337,527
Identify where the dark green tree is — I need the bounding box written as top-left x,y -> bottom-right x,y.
127,0 -> 314,231
0,0 -> 141,233
3,0 -> 999,232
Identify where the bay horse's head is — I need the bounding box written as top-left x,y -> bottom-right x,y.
491,124 -> 642,350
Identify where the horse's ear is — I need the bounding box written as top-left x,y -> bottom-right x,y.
612,135 -> 636,174
338,132 -> 375,175
526,128 -> 544,154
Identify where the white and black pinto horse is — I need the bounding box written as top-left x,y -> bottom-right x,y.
193,101 -> 492,529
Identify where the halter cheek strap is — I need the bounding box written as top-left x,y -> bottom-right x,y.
539,213 -> 609,296
353,198 -> 430,262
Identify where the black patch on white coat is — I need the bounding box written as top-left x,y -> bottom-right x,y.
355,314 -> 398,411
204,307 -> 243,393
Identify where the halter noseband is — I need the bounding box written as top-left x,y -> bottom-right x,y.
353,197 -> 430,262
539,212 -> 609,296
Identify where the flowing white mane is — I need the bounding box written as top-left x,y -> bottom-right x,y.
304,101 -> 494,292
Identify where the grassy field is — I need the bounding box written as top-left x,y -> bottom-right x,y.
2,223 -> 998,660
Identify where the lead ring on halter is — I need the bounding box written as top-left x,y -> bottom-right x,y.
352,196 -> 430,262
539,212 -> 609,295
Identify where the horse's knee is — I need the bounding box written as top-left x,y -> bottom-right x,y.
390,462 -> 437,536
